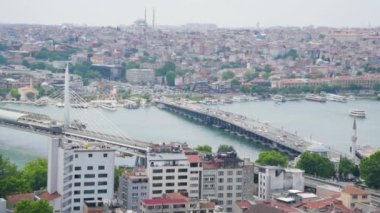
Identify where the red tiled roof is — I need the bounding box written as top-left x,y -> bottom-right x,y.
36,191 -> 60,201
187,155 -> 202,163
142,198 -> 187,205
6,193 -> 34,203
342,186 -> 370,195
236,200 -> 253,209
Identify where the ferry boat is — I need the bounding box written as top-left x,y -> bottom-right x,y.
71,103 -> 89,109
271,95 -> 286,103
35,99 -> 47,106
56,102 -> 64,108
305,94 -> 326,103
349,109 -> 366,118
100,103 -> 118,111
325,93 -> 347,103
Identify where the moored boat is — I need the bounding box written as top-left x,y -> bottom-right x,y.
325,93 -> 347,103
305,94 -> 326,103
349,109 -> 366,118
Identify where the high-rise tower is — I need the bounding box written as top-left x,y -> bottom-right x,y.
144,7 -> 147,24
351,118 -> 358,162
152,8 -> 155,28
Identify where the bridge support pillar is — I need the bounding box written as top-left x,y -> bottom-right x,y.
48,137 -> 61,194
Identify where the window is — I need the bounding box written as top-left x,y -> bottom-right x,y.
363,195 -> 368,199
87,166 -> 93,170
178,182 -> 187,186
153,183 -> 162,187
227,193 -> 233,198
227,178 -> 233,183
153,169 -> 163,173
236,178 -> 242,182
228,171 -> 233,176
98,181 -> 107,186
153,176 -> 162,180
84,190 -> 94,194
236,193 -> 242,197
74,182 -> 81,187
218,178 -> 224,183
218,171 -> 224,176
98,173 -> 107,178
237,171 -> 242,175
75,154 -> 78,158
178,175 -> 187,179
84,182 -> 95,186
98,165 -> 105,170
74,198 -> 80,203
218,186 -> 224,190
74,174 -> 81,179
353,195 -> 358,199
88,154 -> 93,158
190,177 -> 198,181
85,174 -> 95,178
98,189 -> 107,194
166,169 -> 175,173
166,190 -> 174,193
152,190 -> 162,194
227,185 -> 233,190
236,185 -> 242,190
74,190 -> 80,195
132,186 -> 138,190
166,183 -> 174,187
74,166 -> 81,171
103,153 -> 108,157
166,176 -> 175,180
84,198 -> 94,201
190,163 -> 198,167
227,200 -> 233,205
218,200 -> 224,205
190,171 -> 198,174
73,206 -> 80,211
226,207 -> 232,212
179,168 -> 188,172
218,193 -> 223,198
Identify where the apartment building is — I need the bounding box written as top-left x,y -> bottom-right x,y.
200,153 -> 254,213
341,186 -> 371,209
48,138 -> 115,213
126,68 -> 155,85
118,168 -> 149,212
257,166 -> 304,200
140,192 -> 215,213
146,143 -> 202,199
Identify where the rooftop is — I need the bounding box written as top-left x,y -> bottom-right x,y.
342,186 -> 370,195
235,200 -> 253,209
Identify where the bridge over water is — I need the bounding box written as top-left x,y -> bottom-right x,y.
155,99 -> 346,159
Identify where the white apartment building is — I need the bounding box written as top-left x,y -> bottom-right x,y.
201,153 -> 254,213
118,168 -> 149,212
257,166 -> 304,200
145,143 -> 202,199
48,137 -> 115,213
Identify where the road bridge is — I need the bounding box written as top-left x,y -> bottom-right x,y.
155,99 -> 345,159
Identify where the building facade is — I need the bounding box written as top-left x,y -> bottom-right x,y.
48,138 -> 115,213
126,69 -> 155,84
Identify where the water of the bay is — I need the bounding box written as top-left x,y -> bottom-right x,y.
0,100 -> 379,168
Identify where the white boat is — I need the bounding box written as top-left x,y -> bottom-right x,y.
35,100 -> 47,106
305,94 -> 326,103
56,102 -> 64,108
71,103 -> 89,108
349,109 -> 366,118
325,93 -> 347,103
100,103 -> 118,111
271,95 -> 286,103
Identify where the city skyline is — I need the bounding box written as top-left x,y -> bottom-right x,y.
0,0 -> 379,28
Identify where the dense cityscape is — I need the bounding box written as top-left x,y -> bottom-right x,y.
1,2 -> 380,213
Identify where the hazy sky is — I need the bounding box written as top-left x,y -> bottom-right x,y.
0,0 -> 379,28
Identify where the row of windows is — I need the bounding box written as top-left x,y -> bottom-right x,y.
74,173 -> 108,179
152,168 -> 188,173
216,185 -> 242,190
152,189 -> 187,194
132,186 -> 147,190
74,181 -> 107,187
218,178 -> 242,183
73,197 -> 103,203
75,153 -> 109,158
153,182 -> 188,187
74,166 -> 105,171
217,192 -> 242,198
152,175 -> 188,180
218,170 -> 243,176
74,189 -> 108,195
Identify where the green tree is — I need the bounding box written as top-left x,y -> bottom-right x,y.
124,61 -> 140,70
296,152 -> 335,178
338,157 -> 355,179
360,151 -> 380,189
244,71 -> 258,81
10,88 -> 20,100
26,92 -> 35,100
256,151 -> 288,167
0,55 -> 6,65
195,145 -> 212,153
0,176 -> 30,197
231,78 -> 241,87
373,83 -> 380,91
22,158 -> 47,191
22,60 -> 31,68
15,200 -> 53,213
114,166 -> 124,191
166,70 -> 176,86
217,145 -> 236,153
0,155 -> 18,181
222,71 -> 235,80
